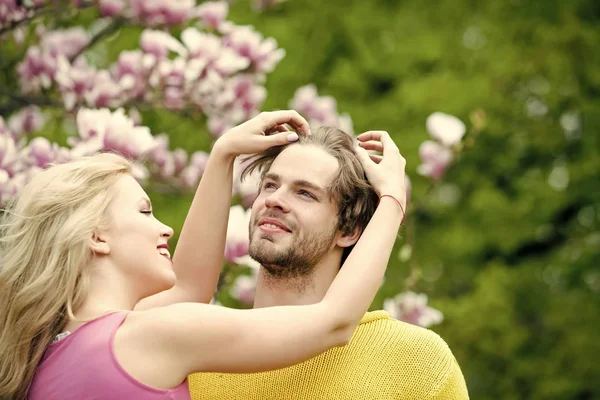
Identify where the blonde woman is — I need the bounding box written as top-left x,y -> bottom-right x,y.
0,111 -> 407,400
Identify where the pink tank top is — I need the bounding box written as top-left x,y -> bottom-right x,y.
28,311 -> 190,400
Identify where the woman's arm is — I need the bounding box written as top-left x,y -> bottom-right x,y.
135,111 -> 311,310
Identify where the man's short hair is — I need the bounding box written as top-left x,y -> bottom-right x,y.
241,126 -> 379,265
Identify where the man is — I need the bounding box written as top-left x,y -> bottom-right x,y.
189,126 -> 469,400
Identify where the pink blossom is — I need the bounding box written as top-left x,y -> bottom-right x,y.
17,46 -> 56,93
41,27 -> 88,60
28,137 -> 54,168
233,157 -> 260,208
223,25 -> 285,73
181,27 -> 221,59
7,106 -> 45,138
129,0 -> 195,26
72,108 -> 157,159
230,275 -> 256,305
148,135 -> 188,178
224,205 -> 251,263
172,148 -> 188,172
426,112 -> 466,147
180,27 -> 249,76
55,57 -> 96,110
195,1 -> 229,30
290,84 -> 354,134
0,129 -> 19,175
179,151 -> 208,189
0,117 -> 8,136
140,29 -> 187,59
99,0 -> 125,17
85,70 -> 123,108
207,117 -> 231,138
417,140 -> 454,180
383,291 -> 444,328
112,50 -> 150,99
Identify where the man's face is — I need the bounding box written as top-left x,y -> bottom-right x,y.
249,144 -> 341,278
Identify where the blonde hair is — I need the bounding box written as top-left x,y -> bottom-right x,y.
0,152 -> 131,400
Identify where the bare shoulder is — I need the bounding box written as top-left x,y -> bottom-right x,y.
112,303 -> 212,388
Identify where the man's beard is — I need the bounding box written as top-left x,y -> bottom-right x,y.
248,215 -> 337,280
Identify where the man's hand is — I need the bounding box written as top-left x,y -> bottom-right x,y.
213,110 -> 311,160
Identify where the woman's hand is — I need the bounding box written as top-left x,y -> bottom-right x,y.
212,110 -> 311,160
355,130 -> 407,210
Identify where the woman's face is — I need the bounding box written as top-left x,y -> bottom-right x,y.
99,174 -> 175,298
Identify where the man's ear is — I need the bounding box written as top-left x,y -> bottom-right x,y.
89,230 -> 110,255
336,226 -> 361,248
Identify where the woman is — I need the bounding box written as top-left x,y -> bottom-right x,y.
0,111 -> 407,400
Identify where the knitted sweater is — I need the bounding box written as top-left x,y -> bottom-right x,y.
188,310 -> 469,400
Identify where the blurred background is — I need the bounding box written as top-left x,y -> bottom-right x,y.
1,0 -> 599,398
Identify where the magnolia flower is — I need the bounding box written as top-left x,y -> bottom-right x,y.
225,205 -> 252,263
179,151 -> 209,189
417,140 -> 454,180
99,0 -> 126,17
55,57 -> 97,110
384,291 -> 444,328
129,0 -> 196,26
141,30 -> 187,59
72,108 -> 157,158
290,84 -> 354,134
223,25 -> 285,73
231,275 -> 256,305
233,157 -> 261,208
0,130 -> 19,174
7,106 -> 45,138
28,137 -> 54,168
195,1 -> 229,30
426,112 -> 466,147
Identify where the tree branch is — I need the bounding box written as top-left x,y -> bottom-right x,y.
0,1 -> 96,37
0,87 -> 62,114
68,17 -> 126,62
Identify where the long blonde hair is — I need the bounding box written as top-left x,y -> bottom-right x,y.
0,153 -> 131,400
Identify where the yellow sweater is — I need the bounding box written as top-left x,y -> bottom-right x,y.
189,310 -> 469,400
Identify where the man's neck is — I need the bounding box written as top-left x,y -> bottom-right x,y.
252,255 -> 341,308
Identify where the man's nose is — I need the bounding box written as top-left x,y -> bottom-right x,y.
265,189 -> 290,213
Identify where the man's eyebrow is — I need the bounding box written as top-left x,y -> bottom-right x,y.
263,172 -> 280,182
294,180 -> 325,195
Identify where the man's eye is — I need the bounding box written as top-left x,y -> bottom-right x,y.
299,190 -> 314,199
263,182 -> 277,189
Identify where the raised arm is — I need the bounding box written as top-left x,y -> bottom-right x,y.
122,132 -> 407,383
135,111 -> 311,310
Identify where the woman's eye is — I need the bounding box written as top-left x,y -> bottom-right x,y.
263,182 -> 276,189
141,210 -> 153,215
